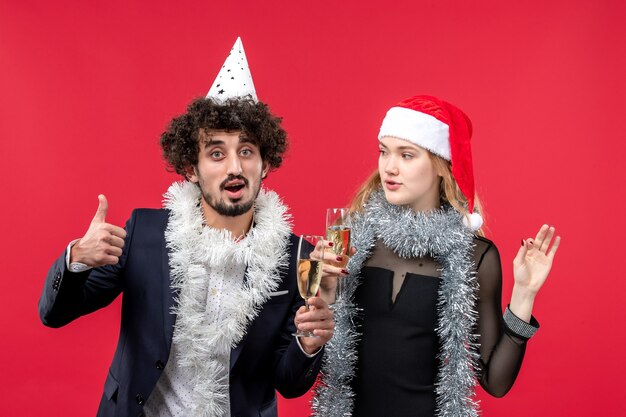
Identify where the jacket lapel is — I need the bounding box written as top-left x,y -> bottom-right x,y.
162,211 -> 177,353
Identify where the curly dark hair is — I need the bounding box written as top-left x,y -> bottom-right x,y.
160,96 -> 288,176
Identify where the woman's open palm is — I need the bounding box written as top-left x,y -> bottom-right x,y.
513,224 -> 561,294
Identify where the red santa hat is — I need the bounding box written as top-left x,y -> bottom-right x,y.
378,95 -> 483,230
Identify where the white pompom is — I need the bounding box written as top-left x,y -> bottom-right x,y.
463,212 -> 483,231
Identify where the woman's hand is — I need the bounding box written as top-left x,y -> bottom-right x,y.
514,224 -> 561,293
314,241 -> 353,305
510,224 -> 561,321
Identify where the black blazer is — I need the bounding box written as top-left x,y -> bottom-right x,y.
39,209 -> 322,417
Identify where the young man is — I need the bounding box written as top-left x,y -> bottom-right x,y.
39,38 -> 333,417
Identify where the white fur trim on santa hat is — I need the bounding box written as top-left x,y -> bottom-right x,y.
378,107 -> 451,160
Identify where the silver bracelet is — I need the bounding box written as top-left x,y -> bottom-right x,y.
503,306 -> 539,339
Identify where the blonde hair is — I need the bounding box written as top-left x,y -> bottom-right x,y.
349,152 -> 484,236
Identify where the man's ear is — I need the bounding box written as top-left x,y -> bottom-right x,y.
185,165 -> 199,183
261,162 -> 270,179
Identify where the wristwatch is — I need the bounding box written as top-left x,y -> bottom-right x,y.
69,262 -> 91,273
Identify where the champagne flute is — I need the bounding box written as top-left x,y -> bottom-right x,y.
294,234 -> 325,338
326,208 -> 351,301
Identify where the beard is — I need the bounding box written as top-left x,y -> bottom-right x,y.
208,196 -> 255,217
200,174 -> 261,217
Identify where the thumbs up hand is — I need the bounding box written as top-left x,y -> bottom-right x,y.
70,195 -> 127,267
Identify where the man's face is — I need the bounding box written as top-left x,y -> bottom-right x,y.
187,130 -> 268,219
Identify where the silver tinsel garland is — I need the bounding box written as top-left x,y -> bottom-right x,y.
312,191 -> 480,417
164,181 -> 291,417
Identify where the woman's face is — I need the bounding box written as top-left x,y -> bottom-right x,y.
378,136 -> 441,211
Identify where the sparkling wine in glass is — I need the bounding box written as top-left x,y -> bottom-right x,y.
294,234 -> 325,337
326,208 -> 352,300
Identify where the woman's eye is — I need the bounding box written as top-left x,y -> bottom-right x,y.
379,149 -> 387,156
402,153 -> 413,159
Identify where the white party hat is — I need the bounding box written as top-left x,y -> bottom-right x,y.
206,37 -> 258,102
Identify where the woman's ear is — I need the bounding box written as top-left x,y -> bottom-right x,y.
435,161 -> 447,178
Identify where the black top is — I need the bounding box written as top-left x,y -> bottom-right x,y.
352,237 -> 528,417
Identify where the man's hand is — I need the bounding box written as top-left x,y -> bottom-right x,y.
295,296 -> 335,354
70,195 -> 127,267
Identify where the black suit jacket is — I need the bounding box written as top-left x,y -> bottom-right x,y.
39,209 -> 322,417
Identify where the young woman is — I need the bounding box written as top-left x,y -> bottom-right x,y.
311,95 -> 560,417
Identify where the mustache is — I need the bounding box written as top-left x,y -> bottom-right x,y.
220,174 -> 249,189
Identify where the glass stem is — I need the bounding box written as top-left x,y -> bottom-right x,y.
336,276 -> 342,301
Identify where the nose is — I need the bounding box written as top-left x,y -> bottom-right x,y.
226,153 -> 243,176
384,155 -> 399,176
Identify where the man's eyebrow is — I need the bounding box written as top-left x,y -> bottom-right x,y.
200,133 -> 255,148
201,139 -> 224,148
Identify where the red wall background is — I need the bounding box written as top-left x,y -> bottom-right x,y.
2,1 -> 625,416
